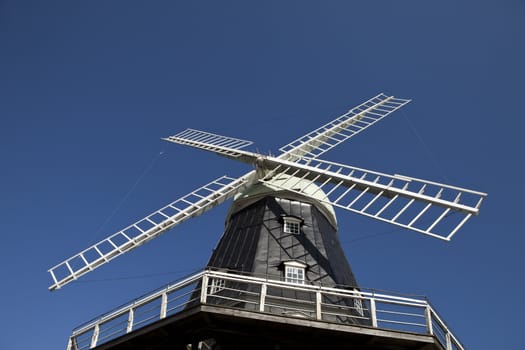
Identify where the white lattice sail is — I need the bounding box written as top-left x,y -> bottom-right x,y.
48,175 -> 253,291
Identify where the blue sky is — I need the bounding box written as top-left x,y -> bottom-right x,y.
1,1 -> 523,349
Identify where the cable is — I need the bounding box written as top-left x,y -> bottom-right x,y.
77,267 -> 198,284
401,110 -> 449,183
341,211 -> 459,245
340,226 -> 402,244
92,148 -> 166,240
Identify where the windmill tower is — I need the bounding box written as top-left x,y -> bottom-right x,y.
49,94 -> 486,350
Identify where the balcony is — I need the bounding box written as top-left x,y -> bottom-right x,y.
68,269 -> 464,350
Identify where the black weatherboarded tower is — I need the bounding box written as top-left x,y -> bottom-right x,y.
209,175 -> 359,291
49,94 -> 486,350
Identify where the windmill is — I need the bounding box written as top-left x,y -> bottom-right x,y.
50,93 -> 486,350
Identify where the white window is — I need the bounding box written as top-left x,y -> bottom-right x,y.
283,216 -> 301,234
285,266 -> 304,284
353,289 -> 364,316
209,278 -> 225,294
283,261 -> 307,284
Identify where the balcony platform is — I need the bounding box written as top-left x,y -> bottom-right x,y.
68,270 -> 463,350
93,303 -> 444,350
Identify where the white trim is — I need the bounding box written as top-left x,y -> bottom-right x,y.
283,260 -> 307,269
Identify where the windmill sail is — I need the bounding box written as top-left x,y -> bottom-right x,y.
163,130 -> 257,164
278,93 -> 411,161
258,157 -> 486,241
48,175 -> 253,291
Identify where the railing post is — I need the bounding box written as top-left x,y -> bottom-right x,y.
370,298 -> 378,328
127,308 -> 134,333
316,291 -> 322,320
446,332 -> 452,350
90,324 -> 99,349
66,337 -> 73,350
200,274 -> 209,304
425,305 -> 434,335
259,283 -> 267,312
160,292 -> 168,319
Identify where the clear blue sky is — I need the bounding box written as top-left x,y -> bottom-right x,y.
1,1 -> 523,349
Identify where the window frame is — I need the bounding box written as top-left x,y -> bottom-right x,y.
282,216 -> 302,234
353,289 -> 364,316
283,261 -> 307,285
209,278 -> 225,294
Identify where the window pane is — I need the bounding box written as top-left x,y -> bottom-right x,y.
210,278 -> 225,294
284,220 -> 300,234
285,266 -> 305,284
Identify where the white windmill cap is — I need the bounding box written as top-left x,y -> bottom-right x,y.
226,174 -> 338,228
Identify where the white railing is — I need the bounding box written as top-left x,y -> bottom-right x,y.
67,270 -> 464,350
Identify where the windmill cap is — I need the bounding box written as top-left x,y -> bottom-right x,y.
226,174 -> 338,228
